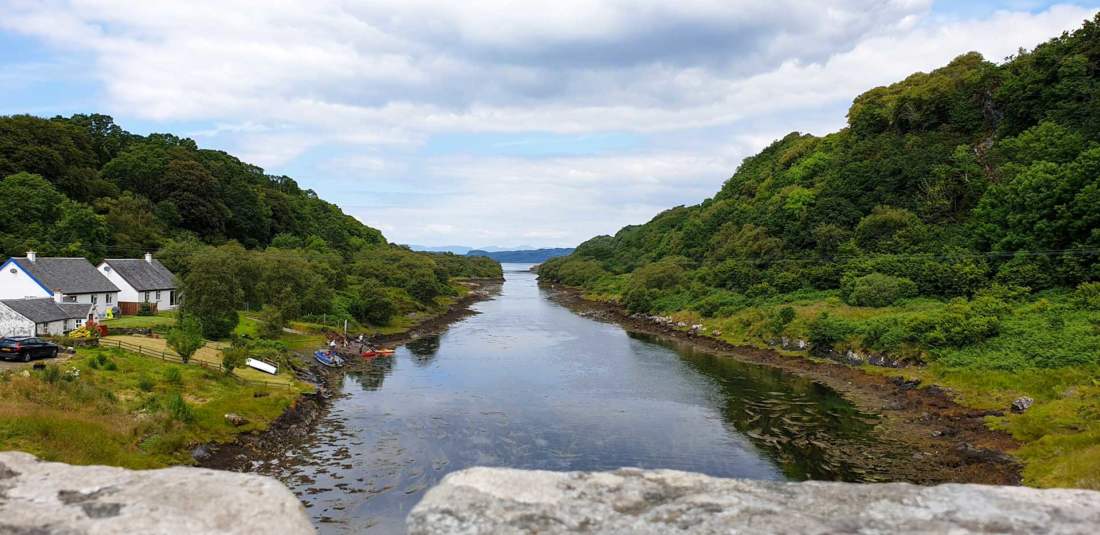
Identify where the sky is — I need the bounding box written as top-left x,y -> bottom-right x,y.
2,1 -> 1099,249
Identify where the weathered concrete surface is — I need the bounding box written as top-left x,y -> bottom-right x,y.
0,451 -> 314,534
409,467 -> 1100,534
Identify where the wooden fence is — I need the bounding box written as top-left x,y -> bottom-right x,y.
101,338 -> 293,389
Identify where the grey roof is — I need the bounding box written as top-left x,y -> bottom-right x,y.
1,298 -> 92,323
103,258 -> 177,291
11,257 -> 119,294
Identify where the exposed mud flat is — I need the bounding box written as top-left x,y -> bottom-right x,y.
542,282 -> 1022,486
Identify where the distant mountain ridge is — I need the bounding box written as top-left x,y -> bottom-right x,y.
467,248 -> 575,263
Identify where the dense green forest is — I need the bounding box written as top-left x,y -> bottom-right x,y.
0,114 -> 501,337
541,14 -> 1100,488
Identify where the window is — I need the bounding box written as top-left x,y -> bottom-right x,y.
156,290 -> 161,300
144,291 -> 151,302
106,294 -> 112,304
92,295 -> 98,304
75,319 -> 83,326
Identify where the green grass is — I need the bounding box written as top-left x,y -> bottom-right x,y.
0,347 -> 309,468
103,310 -> 177,329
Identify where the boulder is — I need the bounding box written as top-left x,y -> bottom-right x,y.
408,467 -> 1100,534
1012,396 -> 1035,413
225,413 -> 250,426
0,451 -> 313,535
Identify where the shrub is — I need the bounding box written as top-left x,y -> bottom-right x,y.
808,312 -> 852,356
163,367 -> 183,386
137,375 -> 154,392
624,287 -> 657,314
995,254 -> 1054,291
42,364 -> 61,384
103,360 -> 117,371
164,392 -> 194,423
257,305 -> 286,339
166,315 -> 204,364
1073,282 -> 1100,310
137,302 -> 155,316
766,306 -> 796,335
349,284 -> 397,326
222,346 -> 247,375
843,273 -> 918,307
693,291 -> 748,318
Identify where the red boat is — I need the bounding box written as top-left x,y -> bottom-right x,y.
361,348 -> 395,358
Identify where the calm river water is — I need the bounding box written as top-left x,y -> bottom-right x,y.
271,264 -> 881,533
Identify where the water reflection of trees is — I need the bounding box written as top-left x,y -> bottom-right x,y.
349,356 -> 396,391
629,333 -> 880,482
406,335 -> 441,367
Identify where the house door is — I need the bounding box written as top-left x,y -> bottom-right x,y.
170,290 -> 176,306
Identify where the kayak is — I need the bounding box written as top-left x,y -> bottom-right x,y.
362,348 -> 395,358
314,351 -> 343,368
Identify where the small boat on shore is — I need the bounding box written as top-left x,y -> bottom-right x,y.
361,348 -> 396,358
314,351 -> 343,368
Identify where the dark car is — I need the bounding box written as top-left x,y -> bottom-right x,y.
0,336 -> 60,362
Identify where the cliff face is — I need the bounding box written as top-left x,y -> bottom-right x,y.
0,451 -> 314,535
409,467 -> 1100,534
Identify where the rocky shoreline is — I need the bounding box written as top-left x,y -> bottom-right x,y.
198,278 -> 503,473
542,282 -> 1023,486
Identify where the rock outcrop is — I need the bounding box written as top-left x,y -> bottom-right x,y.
409,467 -> 1100,534
0,451 -> 313,534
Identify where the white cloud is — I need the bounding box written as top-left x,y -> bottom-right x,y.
1,1 -> 1097,246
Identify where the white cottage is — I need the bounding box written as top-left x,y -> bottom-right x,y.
97,253 -> 179,312
0,252 -> 120,319
0,298 -> 94,337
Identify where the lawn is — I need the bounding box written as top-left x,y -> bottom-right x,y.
0,346 -> 309,468
101,335 -> 297,386
102,310 -> 177,329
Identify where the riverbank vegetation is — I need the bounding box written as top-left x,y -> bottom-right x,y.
0,347 -> 308,468
541,14 -> 1100,489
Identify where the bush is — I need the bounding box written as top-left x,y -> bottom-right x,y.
693,291 -> 748,318
766,306 -> 796,335
843,273 -> 918,307
221,346 -> 247,375
166,315 -> 204,364
164,392 -> 194,423
1073,282 -> 1100,310
257,305 -> 285,339
137,302 -> 155,316
163,367 -> 182,386
42,364 -> 62,384
995,254 -> 1055,291
624,287 -> 657,314
808,312 -> 852,356
349,284 -> 397,326
137,375 -> 154,392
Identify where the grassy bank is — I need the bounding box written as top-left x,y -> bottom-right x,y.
564,278 -> 1100,489
0,347 -> 309,468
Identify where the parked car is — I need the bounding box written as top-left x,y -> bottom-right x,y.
0,336 -> 60,362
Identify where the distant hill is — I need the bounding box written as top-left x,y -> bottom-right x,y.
407,244 -> 474,255
467,248 -> 575,263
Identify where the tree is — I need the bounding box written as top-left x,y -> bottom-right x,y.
166,315 -> 204,364
258,305 -> 286,339
179,247 -> 243,339
349,283 -> 396,326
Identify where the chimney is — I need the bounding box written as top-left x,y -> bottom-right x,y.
53,291 -> 63,303
26,251 -> 36,263
144,252 -> 153,264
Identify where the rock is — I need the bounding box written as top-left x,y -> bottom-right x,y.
1012,396 -> 1035,413
225,413 -> 250,427
0,451 -> 312,534
408,467 -> 1100,534
190,445 -> 212,462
